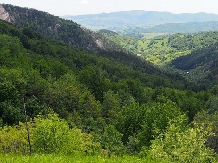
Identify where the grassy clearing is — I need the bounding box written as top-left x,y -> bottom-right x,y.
0,154 -> 166,163
142,33 -> 167,39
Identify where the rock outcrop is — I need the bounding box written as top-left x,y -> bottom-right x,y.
0,4 -> 11,22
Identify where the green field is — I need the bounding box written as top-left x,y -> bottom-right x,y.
0,154 -> 167,163
142,33 -> 167,39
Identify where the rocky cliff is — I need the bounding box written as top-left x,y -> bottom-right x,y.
0,4 -> 11,22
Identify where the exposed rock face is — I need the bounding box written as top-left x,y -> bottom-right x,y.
0,4 -> 11,22
95,39 -> 105,49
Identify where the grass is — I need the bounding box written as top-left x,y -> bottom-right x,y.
142,33 -> 167,39
0,154 -> 166,163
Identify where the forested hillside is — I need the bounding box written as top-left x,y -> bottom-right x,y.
0,5 -> 162,76
172,43 -> 218,88
2,4 -> 125,52
99,29 -> 218,88
1,4 -> 218,163
0,17 -> 199,125
3,3 -> 218,88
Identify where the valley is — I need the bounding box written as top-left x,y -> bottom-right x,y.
0,3 -> 218,163
99,29 -> 218,86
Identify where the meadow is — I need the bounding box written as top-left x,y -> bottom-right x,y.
0,154 -> 167,163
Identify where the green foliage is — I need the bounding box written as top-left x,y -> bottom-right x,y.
194,111 -> 218,154
78,66 -> 110,102
115,97 -> 185,153
0,123 -> 29,154
137,97 -> 182,147
101,29 -> 218,87
0,154 -> 168,163
1,5 -> 218,159
151,87 -> 207,120
0,4 -> 198,91
0,18 -> 195,93
115,102 -> 147,145
99,125 -> 126,156
102,90 -> 121,123
205,95 -> 218,114
0,34 -> 22,57
44,74 -> 101,126
0,82 -> 24,125
0,113 -> 100,155
3,4 -> 97,50
32,113 -> 100,155
0,68 -> 27,94
148,115 -> 217,163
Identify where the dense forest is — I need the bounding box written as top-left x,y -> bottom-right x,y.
1,4 -> 218,163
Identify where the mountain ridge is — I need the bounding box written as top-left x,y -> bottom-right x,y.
62,10 -> 218,30
137,21 -> 218,34
0,4 -> 126,53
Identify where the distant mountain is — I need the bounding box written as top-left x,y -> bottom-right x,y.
125,22 -> 218,35
62,11 -> 218,30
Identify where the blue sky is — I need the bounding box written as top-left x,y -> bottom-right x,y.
0,0 -> 217,16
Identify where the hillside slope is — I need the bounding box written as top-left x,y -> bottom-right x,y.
172,43 -> 218,88
99,30 -> 218,65
0,4 -> 166,78
0,18 -> 203,124
0,16 -> 195,91
1,4 -> 122,52
99,29 -> 218,88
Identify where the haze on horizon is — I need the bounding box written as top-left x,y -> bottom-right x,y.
0,0 -> 217,16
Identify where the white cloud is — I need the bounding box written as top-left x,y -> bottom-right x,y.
104,3 -> 112,7
160,4 -> 170,7
81,0 -> 89,4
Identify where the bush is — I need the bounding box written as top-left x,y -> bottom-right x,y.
148,115 -> 217,163
31,113 -> 100,155
0,113 -> 100,155
0,123 -> 29,154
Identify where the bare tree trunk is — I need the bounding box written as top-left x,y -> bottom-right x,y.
23,97 -> 32,155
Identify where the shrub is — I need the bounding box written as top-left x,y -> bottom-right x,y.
148,115 -> 217,163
